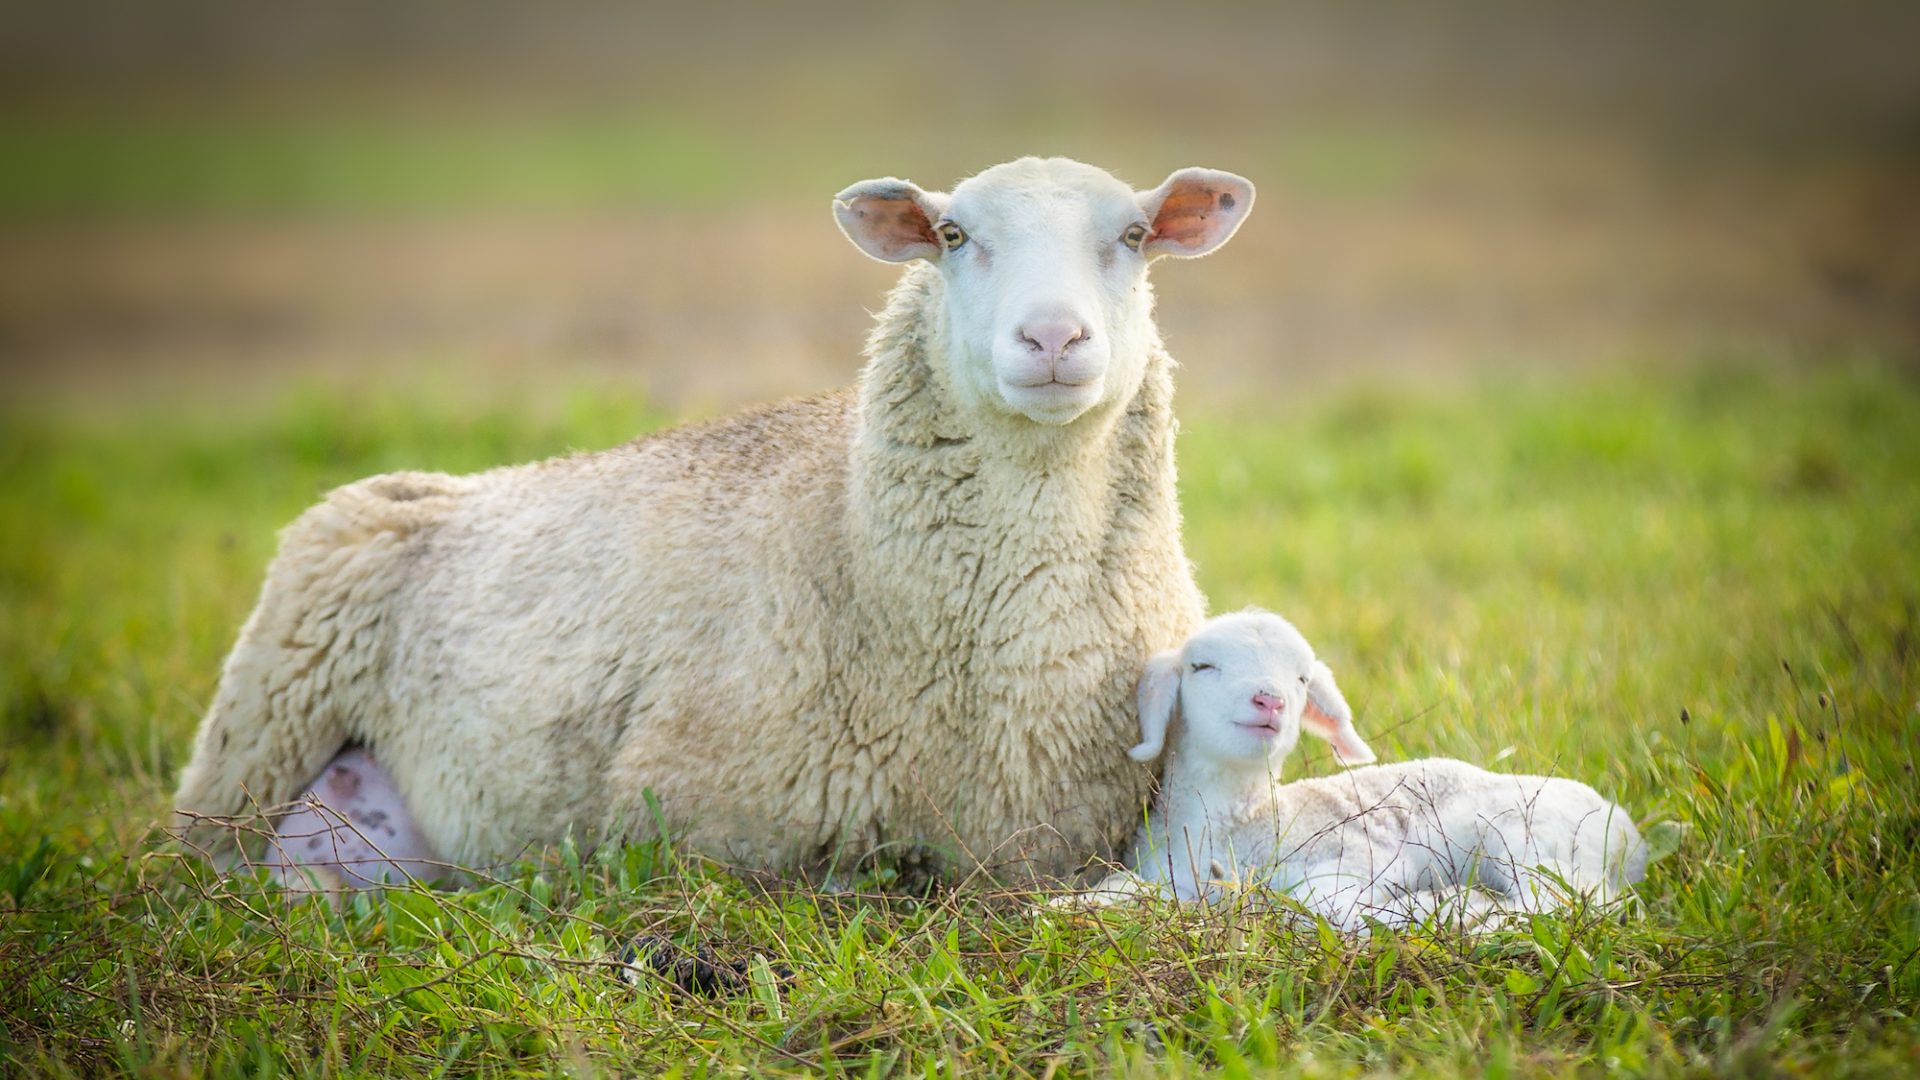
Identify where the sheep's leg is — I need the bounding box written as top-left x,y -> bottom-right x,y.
175,477 -> 451,854
171,597 -> 357,853
251,748 -> 447,893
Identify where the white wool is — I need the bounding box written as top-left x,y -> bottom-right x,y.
174,158 -> 1255,882
1075,611 -> 1648,928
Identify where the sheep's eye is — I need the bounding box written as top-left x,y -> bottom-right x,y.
1121,223 -> 1150,251
938,222 -> 968,251
1299,675 -> 1309,685
1190,662 -> 1216,673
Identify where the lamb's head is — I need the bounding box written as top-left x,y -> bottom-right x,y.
833,157 -> 1253,426
1128,610 -> 1377,771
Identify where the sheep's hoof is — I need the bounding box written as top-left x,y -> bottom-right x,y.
613,934 -> 795,997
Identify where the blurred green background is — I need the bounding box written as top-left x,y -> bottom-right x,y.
2,0 -> 1916,409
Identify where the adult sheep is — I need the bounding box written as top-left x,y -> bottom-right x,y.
173,156 -> 1254,884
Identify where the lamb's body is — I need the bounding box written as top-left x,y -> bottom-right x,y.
1135,758 -> 1647,927
174,262 -> 1202,878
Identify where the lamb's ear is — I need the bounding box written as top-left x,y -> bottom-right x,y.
1301,660 -> 1377,765
833,178 -> 949,263
1128,650 -> 1183,762
1136,168 -> 1254,259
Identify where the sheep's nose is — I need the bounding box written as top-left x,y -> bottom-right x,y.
1251,692 -> 1284,715
1017,320 -> 1087,360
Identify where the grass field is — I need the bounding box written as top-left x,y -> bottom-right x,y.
3,360 -> 1917,1076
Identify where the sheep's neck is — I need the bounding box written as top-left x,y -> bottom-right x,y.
843,265 -> 1196,817
849,263 -> 1183,603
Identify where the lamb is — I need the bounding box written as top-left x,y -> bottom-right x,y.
1073,611 -> 1647,930
172,157 -> 1256,886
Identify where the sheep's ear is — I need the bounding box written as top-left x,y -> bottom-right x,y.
833,178 -> 949,263
1136,168 -> 1254,259
1128,650 -> 1183,762
1301,660 -> 1377,765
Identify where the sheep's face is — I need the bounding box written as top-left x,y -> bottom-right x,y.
834,157 -> 1253,425
1130,610 -> 1378,771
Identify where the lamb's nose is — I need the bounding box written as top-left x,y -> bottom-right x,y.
1251,692 -> 1284,715
1017,320 -> 1087,360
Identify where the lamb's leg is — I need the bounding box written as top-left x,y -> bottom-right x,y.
252,748 -> 447,893
1497,858 -> 1613,913
1281,864 -> 1386,933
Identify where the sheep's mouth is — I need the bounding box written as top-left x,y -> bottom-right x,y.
1003,377 -> 1100,399
1235,720 -> 1283,737
998,379 -> 1102,424
1004,375 -> 1098,390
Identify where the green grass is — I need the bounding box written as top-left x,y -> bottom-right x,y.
3,362 -> 1919,1076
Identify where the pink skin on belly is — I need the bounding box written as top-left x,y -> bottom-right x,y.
257,747 -> 445,893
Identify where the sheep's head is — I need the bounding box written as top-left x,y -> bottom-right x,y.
834,157 -> 1253,426
1129,610 -> 1377,771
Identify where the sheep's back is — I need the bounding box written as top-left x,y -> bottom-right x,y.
360,392 -> 863,863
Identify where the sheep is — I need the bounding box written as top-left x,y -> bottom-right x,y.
172,157 -> 1256,886
1072,611 -> 1647,930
